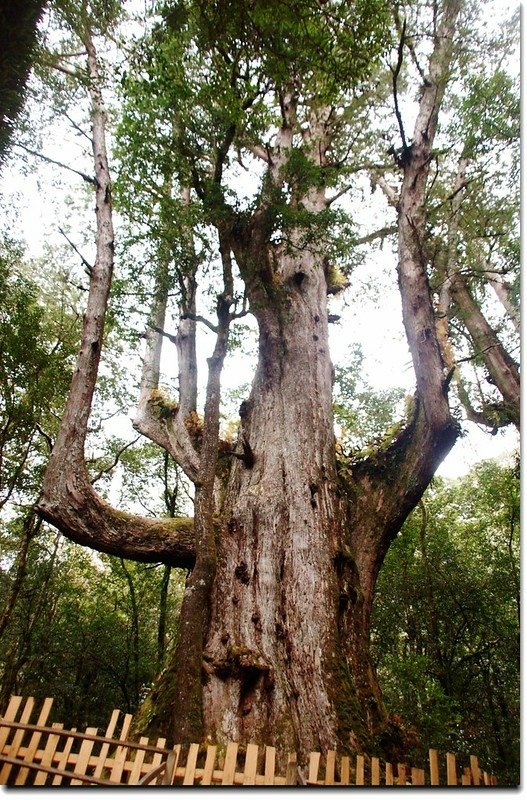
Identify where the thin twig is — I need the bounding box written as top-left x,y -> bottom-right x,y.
62,110 -> 92,142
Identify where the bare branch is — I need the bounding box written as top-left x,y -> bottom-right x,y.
181,312 -> 219,334
356,226 -> 397,246
390,16 -> 408,153
243,142 -> 271,163
62,110 -> 92,142
152,325 -> 179,346
90,436 -> 142,485
58,227 -> 93,272
373,175 -> 399,206
14,142 -> 96,185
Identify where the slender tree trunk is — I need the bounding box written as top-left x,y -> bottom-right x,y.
0,512 -> 41,640
487,275 -> 520,334
450,276 -> 520,429
157,565 -> 171,672
120,559 -> 141,707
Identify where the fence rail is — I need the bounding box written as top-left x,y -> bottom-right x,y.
0,696 -> 497,786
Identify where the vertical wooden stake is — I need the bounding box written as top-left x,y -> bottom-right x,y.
285,752 -> 297,785
33,723 -> 64,786
221,742 -> 238,785
411,766 -> 425,785
371,757 -> 380,786
15,697 -> 54,785
92,708 -> 120,779
242,743 -> 259,785
308,752 -> 320,785
446,752 -> 457,786
356,754 -> 365,785
429,749 -> 440,786
200,745 -> 217,786
325,750 -> 336,784
182,742 -> 200,785
470,754 -> 481,786
340,755 -> 350,785
263,746 -> 276,786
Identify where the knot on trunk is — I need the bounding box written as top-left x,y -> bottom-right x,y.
203,645 -> 274,689
234,561 -> 251,583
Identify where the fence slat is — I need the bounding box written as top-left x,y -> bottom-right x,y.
70,727 -> 98,785
108,712 -> 132,783
325,750 -> 336,785
429,749 -> 440,786
0,696 -> 23,754
242,743 -> 259,785
385,762 -> 393,785
470,754 -> 481,786
340,755 -> 350,785
33,722 -> 63,785
308,751 -> 320,784
14,697 -> 53,785
52,728 -> 77,785
221,742 -> 238,785
371,756 -> 380,786
0,696 -> 35,784
397,763 -> 407,786
91,708 -> 120,779
446,752 -> 457,786
356,754 -> 365,785
411,766 -> 425,785
183,742 -> 200,785
263,745 -> 276,785
127,736 -> 149,784
163,746 -> 180,785
200,745 -> 217,786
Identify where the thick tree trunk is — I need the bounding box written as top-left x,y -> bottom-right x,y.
190,242 -> 379,758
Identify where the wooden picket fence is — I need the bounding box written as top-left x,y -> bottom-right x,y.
0,696 -> 497,786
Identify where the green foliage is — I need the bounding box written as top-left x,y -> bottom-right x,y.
0,240 -> 79,506
333,344 -> 406,452
185,0 -> 391,101
0,528 -> 186,726
372,459 -> 520,785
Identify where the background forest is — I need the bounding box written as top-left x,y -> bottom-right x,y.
0,0 -> 520,786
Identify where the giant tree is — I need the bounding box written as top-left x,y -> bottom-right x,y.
32,0 -> 519,761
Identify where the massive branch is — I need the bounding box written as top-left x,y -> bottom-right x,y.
344,0 -> 462,602
36,26 -> 196,569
